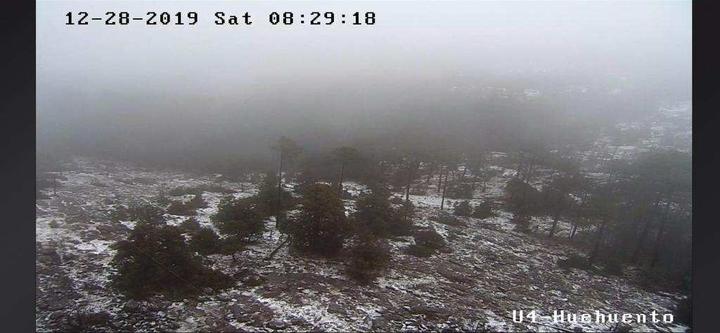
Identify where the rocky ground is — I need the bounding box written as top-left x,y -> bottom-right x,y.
36,158 -> 688,332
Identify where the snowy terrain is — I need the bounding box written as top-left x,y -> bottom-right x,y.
36,157 -> 688,332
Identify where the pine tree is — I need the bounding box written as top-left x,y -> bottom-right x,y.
288,183 -> 348,256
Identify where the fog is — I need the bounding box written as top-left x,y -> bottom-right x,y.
37,1 -> 691,169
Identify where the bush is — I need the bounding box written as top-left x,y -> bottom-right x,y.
168,186 -> 199,196
407,229 -> 446,257
346,239 -> 391,284
288,183 -> 348,256
446,182 -> 474,199
179,217 -> 202,234
602,257 -> 624,276
557,254 -> 589,270
505,178 -> 541,216
472,201 -> 494,219
389,196 -> 404,205
111,203 -> 164,224
434,210 -> 465,227
111,222 -> 232,300
352,186 -> 414,238
512,214 -> 531,233
391,200 -> 415,236
453,201 -> 473,217
255,173 -> 295,217
167,194 -> 207,216
190,227 -> 222,255
212,197 -> 264,242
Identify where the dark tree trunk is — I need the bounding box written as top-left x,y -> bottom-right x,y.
338,162 -> 345,195
425,163 -> 435,183
588,218 -> 608,265
276,152 -> 284,213
631,196 -> 663,263
549,212 -> 560,237
650,200 -> 673,268
438,165 -> 444,193
404,162 -> 412,201
568,224 -> 578,239
440,171 -> 449,210
265,236 -> 290,260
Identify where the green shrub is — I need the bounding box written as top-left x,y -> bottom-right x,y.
557,254 -> 589,270
407,229 -> 446,257
179,217 -> 202,234
446,182 -> 474,199
288,183 -> 348,256
434,210 -> 465,227
190,227 -> 222,255
346,239 -> 391,284
111,222 -> 232,300
212,197 -> 264,242
255,173 -> 295,217
512,215 -> 531,233
352,186 -> 414,238
167,201 -> 196,216
167,194 -> 207,216
472,201 -> 494,219
111,203 -> 164,224
453,201 -> 473,217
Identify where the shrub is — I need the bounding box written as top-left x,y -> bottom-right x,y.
167,201 -> 196,216
446,182 -> 474,199
352,186 -> 414,237
391,200 -> 415,236
179,217 -> 202,234
168,186 -> 201,196
288,183 -> 348,256
111,203 -> 164,224
472,201 -> 494,219
435,210 -> 465,227
167,194 -> 207,216
511,214 -> 531,233
346,239 -> 391,284
557,254 -> 589,270
190,227 -> 222,255
212,197 -> 264,242
505,178 -> 541,216
389,196 -> 405,205
453,201 -> 473,217
602,257 -> 624,276
407,229 -> 446,257
111,222 -> 232,300
255,173 -> 295,217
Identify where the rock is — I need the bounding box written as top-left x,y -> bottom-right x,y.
371,316 -> 388,329
288,315 -> 305,325
327,302 -> 346,315
411,304 -> 449,320
47,311 -> 65,322
242,274 -> 267,287
250,312 -> 271,326
123,300 -> 142,312
267,319 -> 288,330
231,305 -> 252,322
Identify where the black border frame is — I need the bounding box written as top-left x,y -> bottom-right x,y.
692,1 -> 720,332
0,0 -> 36,331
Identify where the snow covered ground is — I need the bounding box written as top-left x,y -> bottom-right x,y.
36,158 -> 688,332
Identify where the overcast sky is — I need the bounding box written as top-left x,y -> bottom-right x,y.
37,1 -> 691,159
